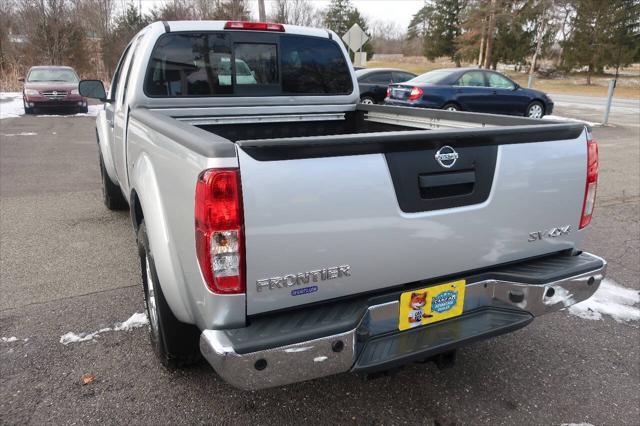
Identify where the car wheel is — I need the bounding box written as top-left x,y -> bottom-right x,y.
23,100 -> 33,115
79,106 -> 88,114
442,103 -> 460,112
360,96 -> 376,105
526,101 -> 545,118
138,221 -> 201,368
99,151 -> 128,210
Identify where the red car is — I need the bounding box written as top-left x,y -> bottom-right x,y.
19,66 -> 88,114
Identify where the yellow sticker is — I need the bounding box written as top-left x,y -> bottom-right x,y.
398,280 -> 466,331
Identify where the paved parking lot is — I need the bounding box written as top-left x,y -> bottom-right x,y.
1,102 -> 638,425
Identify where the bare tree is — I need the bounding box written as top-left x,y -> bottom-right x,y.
257,0 -> 265,21
270,0 -> 320,27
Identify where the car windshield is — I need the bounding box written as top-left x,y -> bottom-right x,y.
410,70 -> 452,84
28,69 -> 78,82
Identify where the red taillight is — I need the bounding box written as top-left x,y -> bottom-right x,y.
386,87 -> 391,98
408,86 -> 423,101
224,21 -> 285,32
195,169 -> 245,294
579,137 -> 598,229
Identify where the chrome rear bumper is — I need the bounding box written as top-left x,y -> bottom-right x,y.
200,253 -> 606,390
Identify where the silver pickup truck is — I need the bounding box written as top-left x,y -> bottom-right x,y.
79,20 -> 606,390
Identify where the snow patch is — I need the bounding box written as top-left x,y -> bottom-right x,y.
543,114 -> 600,127
568,279 -> 640,323
59,312 -> 149,345
561,423 -> 595,426
1,336 -> 18,343
1,132 -> 37,137
0,92 -> 24,119
544,285 -> 576,307
113,312 -> 149,331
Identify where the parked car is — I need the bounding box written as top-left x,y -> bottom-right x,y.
19,66 -> 88,114
385,68 -> 553,118
80,20 -> 604,390
355,68 -> 416,104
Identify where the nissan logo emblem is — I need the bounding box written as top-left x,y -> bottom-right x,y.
434,146 -> 459,168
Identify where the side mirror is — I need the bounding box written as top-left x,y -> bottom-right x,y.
79,79 -> 108,102
18,77 -> 25,83
513,83 -> 520,91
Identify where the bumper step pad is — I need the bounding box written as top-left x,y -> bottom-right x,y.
352,308 -> 533,373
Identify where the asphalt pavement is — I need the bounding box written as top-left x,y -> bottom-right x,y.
1,100 -> 638,425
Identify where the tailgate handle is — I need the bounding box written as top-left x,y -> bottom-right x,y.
419,171 -> 476,199
419,171 -> 476,188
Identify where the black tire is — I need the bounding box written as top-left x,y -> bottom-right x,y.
23,100 -> 33,115
79,106 -> 88,114
526,101 -> 545,118
360,95 -> 376,105
138,222 -> 201,368
99,152 -> 128,210
442,103 -> 460,112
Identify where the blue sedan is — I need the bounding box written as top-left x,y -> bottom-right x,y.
384,68 -> 553,118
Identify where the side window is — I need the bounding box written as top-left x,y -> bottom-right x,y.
108,44 -> 132,100
456,71 -> 486,87
487,72 -> 515,89
365,72 -> 392,84
392,72 -> 414,83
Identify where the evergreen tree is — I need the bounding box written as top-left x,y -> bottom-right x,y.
562,0 -> 639,84
426,0 -> 463,66
323,0 -> 373,59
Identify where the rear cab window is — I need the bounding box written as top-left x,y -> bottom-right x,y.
144,32 -> 352,97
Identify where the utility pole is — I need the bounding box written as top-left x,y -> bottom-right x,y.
258,0 -> 266,21
478,18 -> 485,68
483,0 -> 496,69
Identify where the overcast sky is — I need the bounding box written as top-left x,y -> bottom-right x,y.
138,0 -> 424,31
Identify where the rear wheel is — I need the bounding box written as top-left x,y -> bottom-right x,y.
138,222 -> 201,368
360,96 -> 376,105
99,152 -> 128,210
442,103 -> 460,112
526,101 -> 544,118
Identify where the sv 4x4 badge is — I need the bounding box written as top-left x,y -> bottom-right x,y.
528,225 -> 571,242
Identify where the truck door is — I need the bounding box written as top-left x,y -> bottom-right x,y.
102,43 -> 131,179
112,35 -> 143,196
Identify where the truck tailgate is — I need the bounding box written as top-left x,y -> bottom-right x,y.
237,124 -> 588,315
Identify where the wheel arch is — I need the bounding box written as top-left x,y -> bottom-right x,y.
443,100 -> 463,110
130,153 -> 196,325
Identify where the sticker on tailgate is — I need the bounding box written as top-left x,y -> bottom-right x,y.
398,280 -> 466,331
